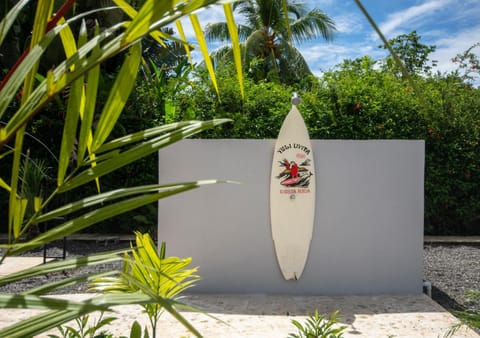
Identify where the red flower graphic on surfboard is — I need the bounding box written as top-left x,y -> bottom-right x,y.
276,158 -> 313,187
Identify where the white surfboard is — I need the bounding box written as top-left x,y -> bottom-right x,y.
270,96 -> 315,280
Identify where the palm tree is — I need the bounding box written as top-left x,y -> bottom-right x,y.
205,0 -> 336,83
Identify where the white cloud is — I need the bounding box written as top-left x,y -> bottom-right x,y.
431,25 -> 480,74
333,14 -> 364,34
299,40 -> 387,74
377,0 -> 452,39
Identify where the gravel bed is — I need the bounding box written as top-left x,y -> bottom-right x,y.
1,241 -> 479,324
0,240 -> 129,294
424,244 -> 480,314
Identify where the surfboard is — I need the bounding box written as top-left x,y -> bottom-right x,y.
270,98 -> 315,280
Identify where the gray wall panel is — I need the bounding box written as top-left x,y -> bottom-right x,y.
158,139 -> 424,294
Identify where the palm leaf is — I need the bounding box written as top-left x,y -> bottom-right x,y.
96,121 -> 195,154
0,20 -> 126,142
0,177 -> 11,192
7,189 -> 186,255
91,42 -> 142,151
176,20 -> 194,67
113,0 -> 168,48
190,13 -> 219,95
78,22 -> 100,165
0,293 -> 195,338
58,119 -> 230,192
123,0 -> 173,43
224,3 -> 245,100
57,17 -> 78,66
205,22 -> 230,41
57,53 -> 85,185
290,8 -> 336,44
8,0 -> 54,242
89,233 -> 202,336
34,182 -> 214,224
0,0 -> 29,47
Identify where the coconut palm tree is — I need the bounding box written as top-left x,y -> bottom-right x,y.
205,0 -> 336,83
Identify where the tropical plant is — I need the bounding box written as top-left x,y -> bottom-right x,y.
451,42 -> 480,84
89,232 -> 199,338
444,290 -> 480,337
379,30 -> 437,76
287,310 -> 346,338
205,0 -> 336,83
0,0 -> 241,336
49,312 -> 116,338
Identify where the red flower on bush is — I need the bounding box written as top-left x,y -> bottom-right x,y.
354,103 -> 361,110
435,134 -> 441,140
428,129 -> 434,135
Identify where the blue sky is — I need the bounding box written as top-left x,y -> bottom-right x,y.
179,0 -> 480,78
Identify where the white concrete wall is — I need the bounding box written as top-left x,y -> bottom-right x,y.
158,139 -> 424,294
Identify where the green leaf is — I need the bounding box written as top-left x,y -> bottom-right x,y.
123,0 -> 173,44
130,321 -> 142,338
8,129 -> 24,240
57,17 -> 78,62
78,23 -> 100,164
114,0 -> 169,48
0,177 -> 11,192
96,121 -> 195,154
190,14 -> 219,96
223,3 -> 244,100
91,42 -> 142,151
0,22 -> 126,143
57,70 -> 84,186
8,188 -> 196,255
22,0 -> 53,101
176,20 -> 194,67
0,294 -> 108,312
0,309 -> 93,338
59,119 -> 230,192
35,181 -> 221,224
0,0 -> 29,47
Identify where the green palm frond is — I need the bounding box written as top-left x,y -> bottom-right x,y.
89,232 -> 199,299
205,22 -> 230,41
290,8 -> 336,43
205,0 -> 335,83
1,0 -> 241,336
89,232 -> 201,336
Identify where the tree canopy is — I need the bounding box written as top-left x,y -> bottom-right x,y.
205,0 -> 336,83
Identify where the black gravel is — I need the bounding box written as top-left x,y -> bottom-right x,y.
1,240 -> 479,327
424,244 -> 480,314
0,239 -> 130,294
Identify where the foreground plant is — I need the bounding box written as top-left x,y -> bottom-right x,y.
49,312 -> 116,338
444,290 -> 480,337
89,232 -> 199,338
0,0 -> 240,337
287,310 -> 346,338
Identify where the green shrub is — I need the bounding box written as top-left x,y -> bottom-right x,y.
287,310 -> 346,338
173,56 -> 480,235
